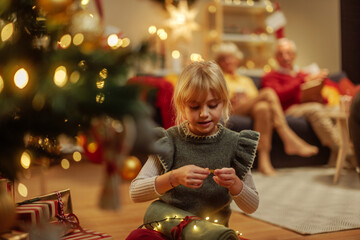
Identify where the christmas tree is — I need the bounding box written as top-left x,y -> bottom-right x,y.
0,0 -> 156,181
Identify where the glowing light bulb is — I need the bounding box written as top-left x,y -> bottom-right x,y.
81,0 -> 89,6
263,64 -> 271,73
214,219 -> 218,223
121,38 -> 130,48
157,28 -> 164,34
96,80 -> 105,89
246,60 -> 255,69
0,75 -> 4,93
96,93 -> 105,103
266,26 -> 274,34
107,34 -> 119,48
54,66 -> 68,87
193,225 -> 197,230
1,22 -> 14,42
208,5 -> 216,13
234,0 -> 241,5
172,50 -> 180,59
20,151 -> 31,169
87,142 -> 98,153
190,53 -> 203,62
18,183 -> 28,197
247,0 -> 254,6
61,158 -> 70,169
70,71 -> 80,83
266,5 -> 274,13
99,68 -> 108,79
159,31 -> 168,40
205,217 -> 210,220
58,34 -> 72,49
14,68 -> 29,89
148,25 -> 157,35
73,33 -> 84,46
73,151 -> 82,162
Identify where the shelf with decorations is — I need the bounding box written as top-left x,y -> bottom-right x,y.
206,0 -> 281,76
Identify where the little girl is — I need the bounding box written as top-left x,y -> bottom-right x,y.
129,61 -> 259,234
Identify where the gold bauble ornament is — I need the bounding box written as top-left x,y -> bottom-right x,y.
69,9 -> 103,50
119,156 -> 142,181
0,179 -> 16,234
37,0 -> 74,15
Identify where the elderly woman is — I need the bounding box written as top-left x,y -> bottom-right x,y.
215,42 -> 318,175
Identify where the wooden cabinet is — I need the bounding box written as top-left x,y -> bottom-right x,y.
206,0 -> 277,76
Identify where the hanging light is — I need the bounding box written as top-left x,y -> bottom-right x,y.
53,65 -> 68,87
14,68 -> 29,89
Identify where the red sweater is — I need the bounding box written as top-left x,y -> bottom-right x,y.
261,71 -> 308,110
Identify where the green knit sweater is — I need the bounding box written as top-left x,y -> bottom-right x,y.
155,123 -> 259,226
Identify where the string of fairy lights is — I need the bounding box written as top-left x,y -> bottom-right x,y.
140,215 -> 244,238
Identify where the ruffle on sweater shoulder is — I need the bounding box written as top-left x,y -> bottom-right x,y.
153,127 -> 175,172
232,130 -> 260,180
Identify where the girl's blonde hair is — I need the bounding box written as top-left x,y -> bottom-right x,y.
173,61 -> 231,126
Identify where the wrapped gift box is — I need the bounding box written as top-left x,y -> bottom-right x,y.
16,200 -> 58,226
61,229 -> 113,240
16,189 -> 72,227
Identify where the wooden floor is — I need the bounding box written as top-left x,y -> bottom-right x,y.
15,160 -> 360,240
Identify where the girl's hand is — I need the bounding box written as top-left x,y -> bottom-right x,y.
172,165 -> 210,188
213,168 -> 243,195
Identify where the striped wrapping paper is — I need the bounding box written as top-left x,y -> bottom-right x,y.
61,229 -> 113,240
16,200 -> 58,226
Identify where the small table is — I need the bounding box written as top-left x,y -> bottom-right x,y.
328,104 -> 353,184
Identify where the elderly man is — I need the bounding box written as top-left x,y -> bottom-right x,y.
262,38 -> 339,163
215,42 -> 318,175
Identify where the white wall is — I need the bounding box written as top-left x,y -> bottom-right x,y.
277,0 -> 341,73
96,0 -> 341,73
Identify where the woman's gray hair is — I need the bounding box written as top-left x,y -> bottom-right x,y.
213,42 -> 244,61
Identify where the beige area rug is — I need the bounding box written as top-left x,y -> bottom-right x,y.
231,167 -> 360,235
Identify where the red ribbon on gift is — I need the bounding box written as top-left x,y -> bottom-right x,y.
171,216 -> 201,240
55,191 -> 83,232
55,191 -> 108,239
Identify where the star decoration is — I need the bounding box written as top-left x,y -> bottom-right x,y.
165,0 -> 199,42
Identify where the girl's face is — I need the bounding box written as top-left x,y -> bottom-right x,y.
184,90 -> 223,136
